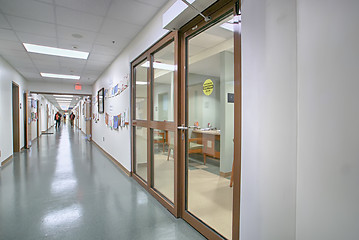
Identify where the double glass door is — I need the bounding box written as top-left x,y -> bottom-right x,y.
181,14 -> 237,240
132,2 -> 241,239
132,33 -> 179,214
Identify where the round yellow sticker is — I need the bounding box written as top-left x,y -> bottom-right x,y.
203,79 -> 214,96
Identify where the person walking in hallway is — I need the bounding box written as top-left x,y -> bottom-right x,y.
54,111 -> 62,128
70,112 -> 75,127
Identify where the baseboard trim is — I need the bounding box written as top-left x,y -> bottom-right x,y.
220,171 -> 231,178
1,155 -> 13,167
92,140 -> 131,176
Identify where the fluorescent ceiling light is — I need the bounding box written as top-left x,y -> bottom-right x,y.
41,73 -> 80,80
220,23 -> 234,32
55,98 -> 72,101
136,81 -> 147,85
53,95 -> 73,98
220,16 -> 241,32
23,43 -> 89,59
141,61 -> 175,71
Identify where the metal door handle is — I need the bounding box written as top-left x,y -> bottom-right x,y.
177,126 -> 188,130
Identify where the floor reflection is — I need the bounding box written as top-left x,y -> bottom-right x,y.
42,204 -> 83,228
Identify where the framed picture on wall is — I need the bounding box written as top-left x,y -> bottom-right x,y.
98,88 -> 104,113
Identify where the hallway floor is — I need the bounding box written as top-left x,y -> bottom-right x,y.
0,125 -> 205,240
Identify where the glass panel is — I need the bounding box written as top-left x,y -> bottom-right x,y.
153,129 -> 175,203
186,15 -> 234,239
135,60 -> 148,120
135,126 -> 147,182
152,41 -> 175,122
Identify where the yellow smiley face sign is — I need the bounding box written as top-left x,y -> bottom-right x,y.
203,79 -> 214,96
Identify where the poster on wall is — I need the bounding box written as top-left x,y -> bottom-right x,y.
105,112 -> 109,125
113,116 -> 119,129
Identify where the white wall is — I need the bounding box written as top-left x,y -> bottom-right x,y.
296,0 -> 359,239
92,0 -> 175,171
0,56 -> 27,163
241,0 -> 359,239
241,0 -> 298,239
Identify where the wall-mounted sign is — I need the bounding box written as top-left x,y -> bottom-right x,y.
75,84 -> 82,90
203,79 -> 214,96
228,93 -> 234,103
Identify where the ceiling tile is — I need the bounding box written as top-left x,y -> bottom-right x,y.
107,0 -> 158,26
58,67 -> 82,76
0,49 -> 28,58
0,29 -> 18,41
82,68 -> 102,76
17,32 -> 57,46
6,15 -> 56,38
57,25 -> 97,44
94,33 -> 128,49
19,71 -> 41,78
134,0 -> 169,8
86,60 -> 108,71
56,7 -> 104,32
91,43 -> 121,56
34,0 -> 53,4
87,53 -> 114,64
54,0 -> 112,17
59,58 -> 86,73
57,38 -> 92,52
0,13 -> 12,29
0,0 -> 55,23
35,65 -> 62,73
100,18 -> 142,40
30,53 -> 61,63
4,56 -> 35,69
0,39 -> 24,51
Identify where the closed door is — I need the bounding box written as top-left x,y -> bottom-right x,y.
181,12 -> 239,240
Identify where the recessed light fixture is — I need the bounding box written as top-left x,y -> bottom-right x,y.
220,15 -> 241,32
23,43 -> 89,59
55,98 -> 72,101
53,95 -> 73,98
141,61 -> 175,71
41,73 -> 80,80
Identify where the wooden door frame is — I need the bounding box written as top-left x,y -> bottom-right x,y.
130,1 -> 242,239
131,31 -> 180,217
37,100 -> 40,138
178,0 -> 241,239
24,91 -> 29,149
12,82 -> 20,152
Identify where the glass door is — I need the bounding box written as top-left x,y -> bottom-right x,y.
132,32 -> 180,216
181,13 -> 238,240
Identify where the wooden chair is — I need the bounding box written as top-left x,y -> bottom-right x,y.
153,131 -> 165,152
167,136 -> 204,162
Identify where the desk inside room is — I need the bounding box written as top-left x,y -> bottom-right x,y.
191,129 -> 220,164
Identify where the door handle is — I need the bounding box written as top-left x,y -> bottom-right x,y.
177,125 -> 188,130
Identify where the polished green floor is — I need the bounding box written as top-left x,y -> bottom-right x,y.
0,125 -> 205,240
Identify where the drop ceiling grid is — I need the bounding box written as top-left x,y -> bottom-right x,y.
0,0 -> 171,85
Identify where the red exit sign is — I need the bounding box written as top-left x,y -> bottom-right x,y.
75,84 -> 82,90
